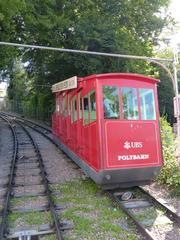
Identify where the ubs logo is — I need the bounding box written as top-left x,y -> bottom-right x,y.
124,141 -> 143,150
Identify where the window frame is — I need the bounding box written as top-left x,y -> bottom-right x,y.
82,94 -> 89,126
71,95 -> 77,123
90,90 -> 96,123
101,84 -> 156,121
63,94 -> 66,117
139,88 -> 156,120
68,93 -> 71,116
78,91 -> 82,120
121,87 -> 139,120
56,96 -> 60,114
103,85 -> 120,120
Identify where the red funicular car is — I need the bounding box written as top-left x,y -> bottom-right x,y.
52,73 -> 163,189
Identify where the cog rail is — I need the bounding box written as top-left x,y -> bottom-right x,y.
107,187 -> 180,240
137,186 -> 180,225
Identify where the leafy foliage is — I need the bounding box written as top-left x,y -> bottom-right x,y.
154,48 -> 178,124
0,0 -> 176,122
157,117 -> 180,191
0,0 -> 26,71
158,69 -> 175,124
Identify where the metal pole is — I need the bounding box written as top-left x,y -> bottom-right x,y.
173,48 -> 180,147
0,41 -> 173,63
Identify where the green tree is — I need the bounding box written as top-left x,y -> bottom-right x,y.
1,0 -> 175,120
0,0 -> 26,75
154,48 -> 180,124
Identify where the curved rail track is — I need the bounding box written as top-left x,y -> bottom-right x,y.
1,112 -> 179,240
0,113 -> 64,240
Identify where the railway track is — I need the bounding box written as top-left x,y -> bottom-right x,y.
108,187 -> 180,240
0,111 -> 52,134
0,112 -> 56,146
1,112 -> 179,240
0,114 -> 65,239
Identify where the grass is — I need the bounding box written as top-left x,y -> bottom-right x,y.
169,187 -> 180,197
130,206 -> 168,228
7,178 -> 139,239
52,179 -> 138,240
132,207 -> 164,221
40,234 -> 57,240
10,196 -> 40,207
8,211 -> 52,228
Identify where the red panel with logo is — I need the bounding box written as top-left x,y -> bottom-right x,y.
104,121 -> 162,169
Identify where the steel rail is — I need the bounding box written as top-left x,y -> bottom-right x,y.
0,114 -> 61,160
16,121 -> 64,240
107,186 -> 180,240
137,186 -> 180,225
13,116 -> 58,147
107,190 -> 156,240
0,112 -> 52,133
20,118 -> 51,133
0,114 -> 18,240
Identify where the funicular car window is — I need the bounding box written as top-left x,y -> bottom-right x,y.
63,95 -> 66,116
68,94 -> 71,116
122,87 -> 139,120
78,92 -> 82,119
72,95 -> 77,122
90,90 -> 96,123
59,95 -> 63,114
56,98 -> 59,114
140,88 -> 156,120
83,95 -> 89,125
103,86 -> 120,119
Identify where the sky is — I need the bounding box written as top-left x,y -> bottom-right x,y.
0,82 -> 7,91
168,0 -> 180,47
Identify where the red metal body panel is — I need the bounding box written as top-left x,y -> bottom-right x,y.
80,79 -> 100,169
104,121 -> 161,168
52,73 -> 163,187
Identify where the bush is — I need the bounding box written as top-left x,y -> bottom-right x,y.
157,117 -> 180,190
